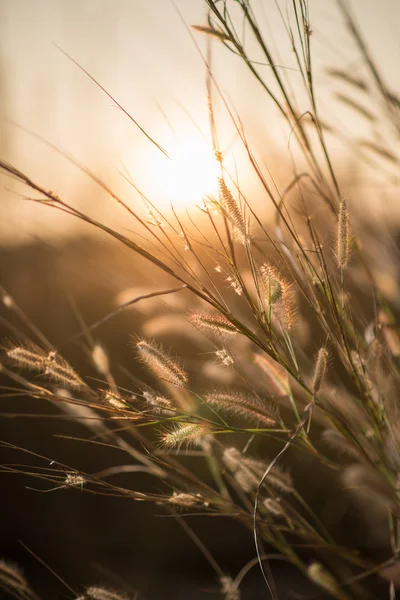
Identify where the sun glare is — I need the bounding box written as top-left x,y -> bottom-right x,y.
154,139 -> 221,211
127,133 -> 221,214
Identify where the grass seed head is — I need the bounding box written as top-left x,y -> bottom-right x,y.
0,559 -> 32,596
189,312 -> 239,336
215,349 -> 234,366
218,177 -> 247,244
44,352 -> 84,389
6,345 -> 45,371
205,391 -> 278,427
76,587 -> 128,600
160,422 -> 210,451
136,339 -> 188,386
337,198 -> 349,269
312,347 -> 329,394
143,391 -> 174,415
65,473 -> 86,489
168,491 -> 202,507
192,24 -> 230,41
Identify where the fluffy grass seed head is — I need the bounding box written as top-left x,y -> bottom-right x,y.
103,390 -> 127,411
65,473 -> 86,489
160,422 -> 210,451
6,345 -> 45,371
76,587 -> 128,600
6,345 -> 84,389
263,497 -> 284,516
168,491 -> 203,507
215,349 -> 234,366
312,347 -> 329,394
218,177 -> 247,244
337,198 -> 349,269
136,339 -> 188,386
142,391 -> 174,415
189,312 -> 239,337
205,391 -> 279,427
44,351 -> 84,389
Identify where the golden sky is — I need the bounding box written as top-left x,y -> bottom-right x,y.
0,0 -> 399,243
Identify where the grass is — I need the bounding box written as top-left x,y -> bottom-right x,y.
1,1 -> 400,598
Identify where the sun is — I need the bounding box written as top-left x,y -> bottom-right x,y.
153,138 -> 221,211
125,132 -> 221,214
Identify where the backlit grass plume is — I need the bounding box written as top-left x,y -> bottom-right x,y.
218,177 -> 247,244
6,345 -> 84,389
205,390 -> 279,427
189,312 -> 239,337
259,263 -> 294,329
136,339 -> 188,386
160,422 -> 210,451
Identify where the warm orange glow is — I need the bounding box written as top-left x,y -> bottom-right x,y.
126,130 -> 221,214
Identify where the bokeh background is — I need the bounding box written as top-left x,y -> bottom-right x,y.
1,1 -> 400,598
